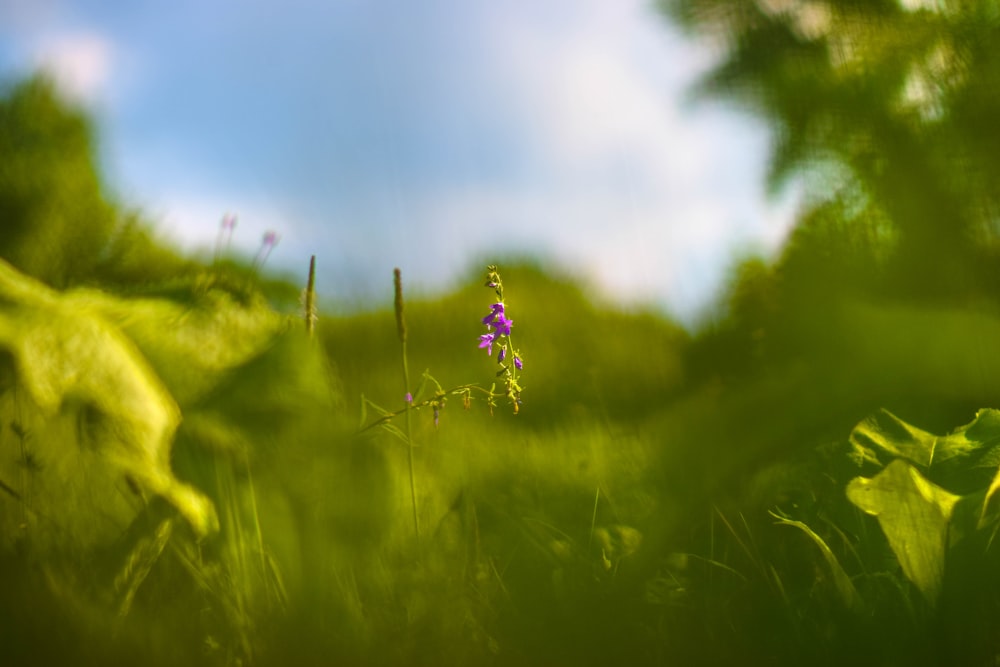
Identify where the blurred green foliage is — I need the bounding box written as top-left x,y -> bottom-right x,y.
0,75 -> 115,285
649,2 -> 1000,663
0,76 -> 199,288
662,0 -> 1000,299
655,0 -> 1000,495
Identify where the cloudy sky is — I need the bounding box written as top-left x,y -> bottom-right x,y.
0,0 -> 798,322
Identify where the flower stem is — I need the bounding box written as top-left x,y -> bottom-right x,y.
394,268 -> 420,538
355,384 -> 496,435
304,255 -> 316,337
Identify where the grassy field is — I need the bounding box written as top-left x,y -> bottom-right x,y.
5,253 -> 1000,666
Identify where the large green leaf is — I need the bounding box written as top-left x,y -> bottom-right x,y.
82,281 -> 284,407
849,408 -> 989,470
846,459 -> 960,604
849,408 -> 1000,532
0,258 -> 218,548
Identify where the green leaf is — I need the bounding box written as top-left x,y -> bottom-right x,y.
358,393 -> 368,429
364,397 -> 393,417
960,409 -> 1000,447
378,422 -> 409,445
850,408 -> 989,470
849,409 -> 937,468
980,474 -> 1000,532
846,459 -> 960,604
0,259 -> 218,545
85,280 -> 284,407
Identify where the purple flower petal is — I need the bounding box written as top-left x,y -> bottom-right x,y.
514,356 -> 523,370
478,332 -> 495,355
482,302 -> 505,326
493,316 -> 512,336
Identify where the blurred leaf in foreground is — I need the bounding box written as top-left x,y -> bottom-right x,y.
0,258 -> 218,548
849,408 -> 986,470
847,459 -> 959,604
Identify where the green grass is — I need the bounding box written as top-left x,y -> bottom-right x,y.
7,258 -> 1000,666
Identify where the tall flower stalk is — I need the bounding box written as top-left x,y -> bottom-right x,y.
215,213 -> 237,260
303,255 -> 317,337
479,265 -> 523,413
394,268 -> 419,537
252,231 -> 280,270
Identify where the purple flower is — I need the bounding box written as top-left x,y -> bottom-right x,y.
479,332 -> 495,355
477,300 -> 514,353
215,214 -> 238,258
514,356 -> 523,370
405,392 -> 413,403
252,230 -> 281,268
498,347 -> 507,363
482,302 -> 505,326
492,315 -> 512,336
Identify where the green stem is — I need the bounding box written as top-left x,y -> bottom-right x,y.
304,255 -> 316,337
401,339 -> 419,538
355,384 -> 496,435
394,268 -> 419,538
588,486 -> 600,550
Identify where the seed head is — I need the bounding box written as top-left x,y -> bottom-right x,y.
393,267 -> 407,343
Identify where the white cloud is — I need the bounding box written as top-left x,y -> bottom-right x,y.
453,0 -> 795,318
400,169 -> 796,321
30,31 -> 114,104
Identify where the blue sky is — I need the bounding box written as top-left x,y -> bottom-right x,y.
0,0 -> 798,322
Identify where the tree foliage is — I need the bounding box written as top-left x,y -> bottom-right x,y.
660,0 -> 1000,298
0,75 -> 194,289
0,75 -> 117,286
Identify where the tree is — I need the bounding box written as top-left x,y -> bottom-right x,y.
0,75 -> 119,287
659,0 -> 1000,300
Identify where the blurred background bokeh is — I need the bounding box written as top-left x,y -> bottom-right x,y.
0,0 -> 797,322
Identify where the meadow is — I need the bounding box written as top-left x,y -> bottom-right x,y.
7,5 -> 1000,660
8,243 -> 1000,666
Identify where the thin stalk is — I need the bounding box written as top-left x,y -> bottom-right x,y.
588,486 -> 600,550
304,255 -> 316,337
244,448 -> 268,581
355,383 -> 494,435
394,268 -> 419,537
